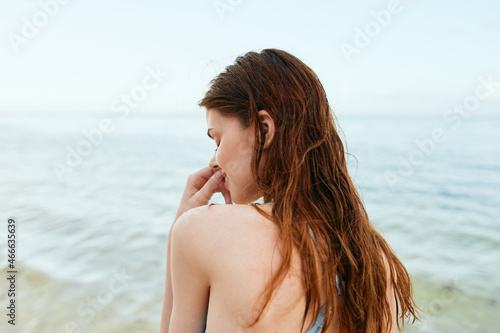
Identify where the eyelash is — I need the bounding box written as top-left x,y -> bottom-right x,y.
214,143 -> 220,152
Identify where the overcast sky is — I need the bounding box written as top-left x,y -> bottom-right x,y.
1,0 -> 499,115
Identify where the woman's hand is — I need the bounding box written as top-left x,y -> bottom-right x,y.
174,166 -> 232,221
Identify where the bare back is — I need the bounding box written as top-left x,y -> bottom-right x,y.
193,203 -> 339,332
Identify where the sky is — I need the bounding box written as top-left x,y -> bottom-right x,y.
0,0 -> 499,115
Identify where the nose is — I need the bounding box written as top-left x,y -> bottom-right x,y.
209,153 -> 219,171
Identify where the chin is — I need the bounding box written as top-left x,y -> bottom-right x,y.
226,180 -> 261,205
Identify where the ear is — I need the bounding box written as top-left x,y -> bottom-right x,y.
258,110 -> 275,149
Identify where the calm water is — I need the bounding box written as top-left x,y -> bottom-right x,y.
0,112 -> 499,332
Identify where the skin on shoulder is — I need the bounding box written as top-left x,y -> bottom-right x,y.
172,203 -> 278,277
169,203 -> 283,332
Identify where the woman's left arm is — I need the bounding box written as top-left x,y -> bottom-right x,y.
159,219 -> 179,333
168,209 -> 211,332
160,167 -> 230,333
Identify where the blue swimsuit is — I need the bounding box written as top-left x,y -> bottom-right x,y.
203,304 -> 326,333
305,304 -> 326,333
203,307 -> 324,333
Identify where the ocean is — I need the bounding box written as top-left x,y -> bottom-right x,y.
0,112 -> 499,332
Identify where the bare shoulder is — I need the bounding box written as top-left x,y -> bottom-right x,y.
175,203 -> 275,236
172,204 -> 280,291
172,204 -> 278,258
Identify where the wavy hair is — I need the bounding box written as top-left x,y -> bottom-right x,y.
198,48 -> 419,332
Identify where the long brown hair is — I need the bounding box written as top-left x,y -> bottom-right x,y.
198,48 -> 419,332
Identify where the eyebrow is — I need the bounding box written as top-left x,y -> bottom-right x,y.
207,128 -> 214,139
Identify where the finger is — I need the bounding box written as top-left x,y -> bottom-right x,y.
218,182 -> 232,204
193,170 -> 224,203
190,166 -> 216,190
218,171 -> 232,204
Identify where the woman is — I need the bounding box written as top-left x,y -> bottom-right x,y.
160,48 -> 419,332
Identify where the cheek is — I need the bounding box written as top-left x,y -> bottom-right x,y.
219,139 -> 254,178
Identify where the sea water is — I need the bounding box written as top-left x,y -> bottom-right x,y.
0,112 -> 498,332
